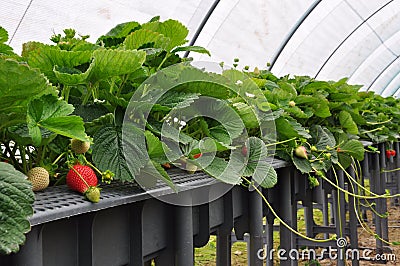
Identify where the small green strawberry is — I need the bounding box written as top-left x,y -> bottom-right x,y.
310,145 -> 318,152
27,167 -> 50,191
186,161 -> 197,174
85,186 -> 101,203
71,139 -> 90,154
308,175 -> 320,188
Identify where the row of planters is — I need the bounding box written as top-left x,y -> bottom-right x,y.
0,16 -> 400,264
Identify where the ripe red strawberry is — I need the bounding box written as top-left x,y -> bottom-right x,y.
162,163 -> 171,169
242,145 -> 248,156
193,153 -> 202,159
386,149 -> 396,159
66,164 -> 100,202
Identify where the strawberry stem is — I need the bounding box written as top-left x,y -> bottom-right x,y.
264,137 -> 297,147
82,156 -> 103,175
52,152 -> 66,165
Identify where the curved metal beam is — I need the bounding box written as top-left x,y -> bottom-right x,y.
367,55 -> 400,94
381,70 -> 400,96
314,0 -> 394,79
268,0 -> 323,71
9,0 -> 34,44
366,54 -> 399,92
184,0 -> 221,58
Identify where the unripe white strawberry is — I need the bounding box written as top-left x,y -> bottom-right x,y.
289,100 -> 296,107
27,167 -> 50,191
71,139 -> 90,154
294,146 -> 308,159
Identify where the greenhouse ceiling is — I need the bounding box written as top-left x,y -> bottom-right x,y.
2,0 -> 400,96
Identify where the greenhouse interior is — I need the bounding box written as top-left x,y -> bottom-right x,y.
1,0 -> 400,265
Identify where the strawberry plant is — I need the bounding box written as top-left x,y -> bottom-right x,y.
245,68 -> 400,247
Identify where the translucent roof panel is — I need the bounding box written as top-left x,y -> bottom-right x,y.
1,0 -> 215,54
190,0 -> 314,68
2,0 -> 400,96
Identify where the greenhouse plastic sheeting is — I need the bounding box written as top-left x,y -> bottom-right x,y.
2,0 -> 400,96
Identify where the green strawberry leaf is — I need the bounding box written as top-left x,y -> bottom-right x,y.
0,162 -> 35,255
175,67 -> 232,99
311,125 -> 336,151
244,137 -> 277,188
93,124 -> 147,182
27,95 -> 88,145
275,116 -> 311,139
142,19 -> 189,51
24,43 -> 92,82
232,102 -> 259,129
0,27 -> 8,43
136,160 -> 176,191
0,59 -> 57,124
338,139 -> 364,161
157,91 -> 200,109
53,65 -> 87,85
0,43 -> 15,56
86,49 -> 146,82
339,110 -> 358,135
171,45 -> 211,56
291,152 -> 313,173
145,130 -> 170,163
124,29 -> 169,50
97,21 -> 141,47
203,156 -> 242,185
